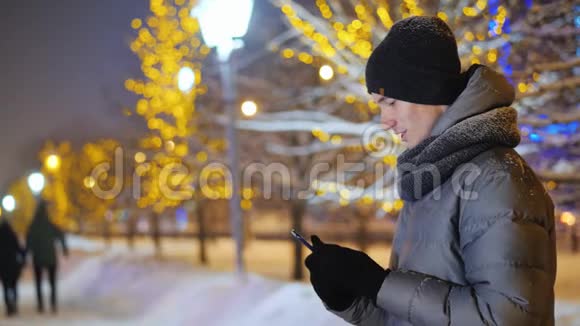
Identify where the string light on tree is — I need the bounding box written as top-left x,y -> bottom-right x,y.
134,152 -> 146,163
177,66 -> 196,92
83,176 -> 96,189
45,154 -> 61,171
561,211 -> 576,227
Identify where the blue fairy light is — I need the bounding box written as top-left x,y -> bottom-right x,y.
529,133 -> 543,143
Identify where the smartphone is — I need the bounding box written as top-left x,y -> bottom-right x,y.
290,229 -> 314,251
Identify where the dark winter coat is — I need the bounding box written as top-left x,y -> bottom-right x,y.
0,221 -> 25,282
26,203 -> 68,266
328,66 -> 556,325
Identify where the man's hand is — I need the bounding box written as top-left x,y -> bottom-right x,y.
306,259 -> 357,311
305,235 -> 389,305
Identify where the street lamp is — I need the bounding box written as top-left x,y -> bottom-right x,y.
2,195 -> 16,213
191,0 -> 254,276
27,172 -> 46,195
241,100 -> 258,117
319,65 -> 334,81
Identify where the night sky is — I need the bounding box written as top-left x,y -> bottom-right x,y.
0,0 -> 283,192
0,0 -> 149,191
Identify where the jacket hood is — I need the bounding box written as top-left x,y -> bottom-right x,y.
430,64 -> 515,136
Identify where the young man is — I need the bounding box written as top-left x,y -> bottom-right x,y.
305,16 -> 556,325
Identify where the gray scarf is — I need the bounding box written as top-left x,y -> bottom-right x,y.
396,107 -> 521,202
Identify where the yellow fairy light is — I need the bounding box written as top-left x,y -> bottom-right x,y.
147,119 -> 161,130
136,99 -> 148,114
131,18 -> 142,29
487,52 -> 497,63
83,176 -> 96,189
345,95 -> 356,104
394,199 -> 404,211
437,12 -> 448,22
476,0 -> 487,10
355,5 -> 366,15
330,135 -> 342,145
546,181 -> 557,190
45,154 -> 61,171
472,46 -> 482,55
339,189 -> 350,199
380,202 -> 392,213
242,188 -> 254,199
561,211 -> 576,226
165,140 -> 175,152
135,152 -> 147,163
125,79 -> 136,91
298,52 -> 313,64
149,137 -> 161,148
281,5 -> 294,16
241,199 -> 252,210
282,49 -> 294,59
471,58 -> 480,65
196,151 -> 208,163
376,7 -> 394,28
383,155 -> 397,168
361,195 -> 373,205
463,7 -> 477,16
337,65 -> 348,74
464,32 -> 474,41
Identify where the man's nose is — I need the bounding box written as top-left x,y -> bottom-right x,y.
381,118 -> 397,129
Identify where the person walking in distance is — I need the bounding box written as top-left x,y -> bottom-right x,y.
0,219 -> 25,317
26,200 -> 69,314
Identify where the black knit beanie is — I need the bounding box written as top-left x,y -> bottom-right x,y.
365,16 -> 466,105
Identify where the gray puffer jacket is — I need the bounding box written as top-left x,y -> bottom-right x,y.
329,66 -> 556,325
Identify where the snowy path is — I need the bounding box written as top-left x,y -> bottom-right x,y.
0,236 -> 579,325
0,253 -> 346,325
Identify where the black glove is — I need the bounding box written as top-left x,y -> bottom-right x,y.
306,254 -> 357,311
306,235 -> 389,304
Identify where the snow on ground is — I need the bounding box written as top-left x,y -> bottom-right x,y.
0,236 -> 579,325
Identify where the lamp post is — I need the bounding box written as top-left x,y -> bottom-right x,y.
191,0 -> 254,276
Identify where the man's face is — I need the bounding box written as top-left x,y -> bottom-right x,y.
371,93 -> 447,148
